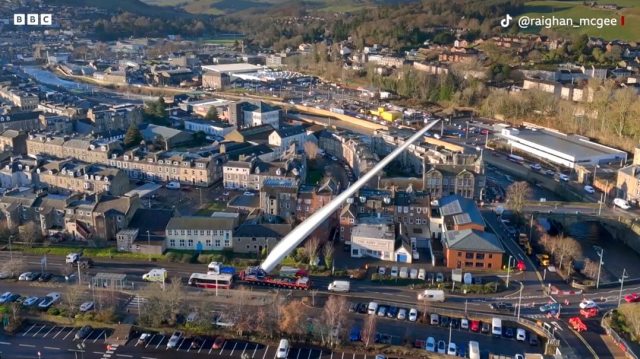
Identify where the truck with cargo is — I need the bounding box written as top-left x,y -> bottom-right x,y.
327,280 -> 350,292
207,262 -> 236,275
238,266 -> 311,290
142,268 -> 167,282
417,289 -> 445,302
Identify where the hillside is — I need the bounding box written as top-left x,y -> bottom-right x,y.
517,0 -> 640,41
48,0 -> 194,18
141,0 -> 419,14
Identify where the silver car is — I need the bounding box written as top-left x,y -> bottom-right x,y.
167,331 -> 183,349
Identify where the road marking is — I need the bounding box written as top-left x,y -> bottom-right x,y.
53,326 -> 65,339
341,352 -> 344,359
22,323 -> 36,336
241,342 -> 248,356
43,326 -> 56,338
19,344 -> 35,348
95,330 -> 106,343
63,328 -> 75,340
44,346 -> 60,350
0,342 -> 10,345
219,341 -> 227,355
208,344 -> 213,355
296,348 -> 301,359
262,345 -> 269,359
230,341 -> 238,356
142,357 -> 158,359
253,343 -> 259,358
352,353 -> 355,359
145,334 -> 155,348
318,350 -> 322,359
155,335 -> 164,349
33,324 -> 47,337
175,338 -> 185,351
330,352 -> 333,359
198,340 -> 204,354
116,355 -> 133,358
308,349 -> 313,359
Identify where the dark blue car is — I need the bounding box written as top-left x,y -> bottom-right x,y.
349,326 -> 361,341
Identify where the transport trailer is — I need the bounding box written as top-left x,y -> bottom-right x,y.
239,266 -> 311,290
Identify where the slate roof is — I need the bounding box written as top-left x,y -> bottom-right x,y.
166,216 -> 236,230
438,194 -> 484,227
234,223 -> 291,238
443,229 -> 505,253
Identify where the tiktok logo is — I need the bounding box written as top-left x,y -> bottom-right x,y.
500,14 -> 513,28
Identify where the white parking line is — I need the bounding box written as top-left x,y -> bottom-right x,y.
142,357 -> 158,359
296,348 -> 301,359
82,330 -> 95,345
253,343 -> 259,358
318,350 -> 322,359
94,330 -> 106,343
241,342 -> 248,356
116,354 -> 133,358
53,326 -> 65,339
33,324 -> 47,337
62,328 -> 75,340
262,345 -> 269,359
174,338 -> 185,351
208,344 -> 214,355
19,344 -> 35,348
0,342 -> 10,345
341,352 -> 344,359
22,323 -> 36,336
330,352 -> 333,359
219,341 -> 227,355
307,349 -> 313,359
352,353 -> 355,359
155,335 -> 164,349
186,339 -> 192,353
43,326 -> 56,338
44,347 -> 60,350
145,335 -> 155,348
230,342 -> 238,356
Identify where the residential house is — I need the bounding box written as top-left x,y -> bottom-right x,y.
116,208 -> 174,255
27,134 -> 119,165
268,125 -> 306,157
184,118 -> 234,138
140,124 -> 193,149
225,124 -> 274,144
0,130 -> 27,155
36,160 -> 129,196
441,229 -> 504,270
223,146 -> 306,190
616,146 -> 640,204
228,101 -> 280,129
233,222 -> 291,254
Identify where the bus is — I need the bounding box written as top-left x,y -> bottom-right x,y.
468,341 -> 480,359
188,273 -> 233,289
508,154 -> 524,164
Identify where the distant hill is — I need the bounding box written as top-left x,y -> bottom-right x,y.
48,0 -> 194,18
141,0 -> 419,15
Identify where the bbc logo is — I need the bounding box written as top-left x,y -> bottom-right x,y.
14,13 -> 52,26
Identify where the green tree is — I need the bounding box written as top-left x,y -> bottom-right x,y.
124,124 -> 143,148
205,107 -> 219,121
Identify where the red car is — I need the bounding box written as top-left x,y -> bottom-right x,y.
212,336 -> 225,349
625,293 -> 640,303
470,320 -> 480,332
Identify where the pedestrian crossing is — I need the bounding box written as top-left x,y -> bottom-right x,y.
102,343 -> 119,358
126,295 -> 147,313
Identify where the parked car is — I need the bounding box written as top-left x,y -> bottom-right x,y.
212,336 -> 225,349
539,302 -> 561,313
530,163 -> 542,171
390,266 -> 399,277
74,325 -> 92,340
614,198 -> 631,210
461,318 -> 469,330
348,302 -> 358,313
436,272 -> 444,282
368,302 -> 379,315
451,318 -> 460,329
19,272 -> 38,281
437,340 -> 446,354
136,333 -> 152,346
79,301 -> 94,312
584,185 -> 595,194
625,293 -> 640,303
357,303 -> 368,314
408,308 -> 418,322
559,174 -> 570,182
0,271 -> 12,279
530,335 -> 539,346
38,292 -> 61,309
167,331 -> 183,349
38,273 -> 53,282
387,306 -> 398,318
503,327 -> 515,338
166,181 -> 181,190
490,302 -> 514,312
399,267 -> 408,278
376,305 -> 387,317
481,322 -> 491,334
440,316 -> 450,327
22,296 -> 40,307
430,313 -> 439,325
470,320 -> 480,332
425,337 -> 436,352
447,342 -> 457,356
418,268 -> 426,280
378,266 -> 386,275
243,191 -> 254,196
517,328 -> 527,341
409,268 -> 418,279
191,336 -> 205,350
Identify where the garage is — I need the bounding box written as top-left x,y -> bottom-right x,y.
396,253 -> 408,263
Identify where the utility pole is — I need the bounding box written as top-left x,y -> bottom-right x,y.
618,268 -> 629,307
448,320 -> 453,348
595,246 -> 604,289
598,193 -> 603,216
517,283 -> 523,320
199,188 -> 203,206
8,235 -> 12,261
77,261 -> 81,286
528,214 -> 534,241
506,255 -> 514,288
146,230 -> 151,262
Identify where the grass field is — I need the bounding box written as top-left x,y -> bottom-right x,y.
519,1 -> 640,41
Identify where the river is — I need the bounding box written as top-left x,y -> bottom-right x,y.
22,66 -> 96,92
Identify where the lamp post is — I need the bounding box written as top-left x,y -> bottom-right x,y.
594,246 -> 604,289
506,255 -> 515,288
8,235 -> 13,261
618,268 -> 629,307
146,230 -> 151,262
517,282 -> 523,320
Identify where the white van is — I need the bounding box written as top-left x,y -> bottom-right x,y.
491,318 -> 502,336
276,339 -> 289,359
516,328 -> 526,341
327,280 -> 350,292
417,289 -> 445,302
399,267 -> 408,278
430,313 -> 439,325
368,302 -> 379,315
142,268 -> 167,282
468,341 -> 480,359
614,198 -> 631,210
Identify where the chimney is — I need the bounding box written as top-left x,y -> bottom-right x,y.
633,145 -> 640,166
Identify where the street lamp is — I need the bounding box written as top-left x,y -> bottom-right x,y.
146,230 -> 151,262
594,246 -> 604,289
506,255 -> 516,288
618,268 -> 629,307
517,282 -> 524,320
8,235 -> 13,261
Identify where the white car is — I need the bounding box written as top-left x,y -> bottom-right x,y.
516,328 -> 526,341
461,318 -> 469,330
390,266 -> 399,277
65,253 -> 81,264
447,342 -> 457,356
167,331 -> 183,349
0,292 -> 13,304
18,272 -> 36,281
408,308 -> 418,322
397,308 -> 407,320
166,181 -> 180,189
425,337 -> 436,352
243,191 -> 255,196
409,268 -> 417,279
399,267 -> 408,279
614,198 -> 631,210
378,266 -> 386,276
0,271 -> 12,279
79,301 -> 95,312
412,250 -> 420,260
418,268 -> 426,280
530,163 -> 542,171
38,292 -> 61,309
579,299 -> 597,309
584,185 -> 595,194
559,174 -> 570,182
515,355 -> 524,359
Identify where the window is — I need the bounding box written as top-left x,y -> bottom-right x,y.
457,252 -> 462,257
206,230 -> 211,236
179,239 -> 185,247
465,253 -> 474,259
488,263 -> 492,268
181,230 -> 185,235
224,240 -> 230,247
206,240 -> 212,247
251,237 -> 256,242
200,230 -> 204,235
464,262 -> 473,267
340,226 -> 344,232
488,254 -> 493,259
188,240 -> 193,247
476,253 -> 485,260
187,230 -> 192,235
475,262 -> 484,268
169,240 -> 175,247
215,239 -> 221,247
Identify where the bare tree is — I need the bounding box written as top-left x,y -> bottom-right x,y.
555,236 -> 582,272
255,306 -> 277,339
303,237 -> 321,267
582,258 -> 599,280
303,141 -> 319,160
322,295 -> 349,346
323,242 -> 335,269
279,300 -> 309,339
18,221 -> 42,248
620,304 -> 640,340
229,287 -> 254,336
506,181 -> 531,215
361,314 -> 377,348
140,278 -> 184,327
63,284 -> 87,321
1,259 -> 25,278
309,289 -> 319,307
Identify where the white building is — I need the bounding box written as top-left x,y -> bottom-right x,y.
268,126 -> 306,157
165,215 -> 238,251
184,119 -> 234,138
245,103 -> 280,129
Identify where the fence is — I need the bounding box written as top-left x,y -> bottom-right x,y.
602,310 -> 639,359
